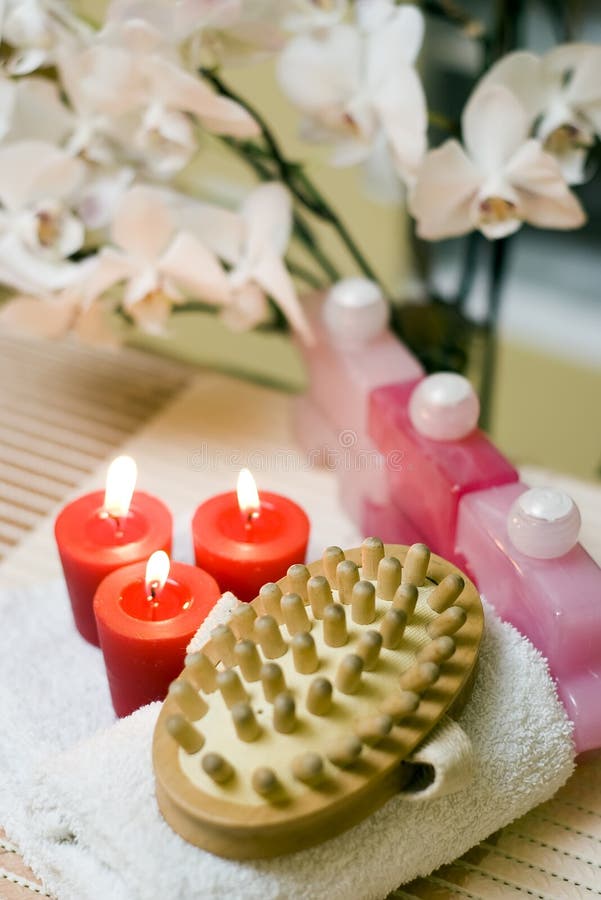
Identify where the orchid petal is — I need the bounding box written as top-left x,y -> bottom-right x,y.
81,248 -> 135,304
220,282 -> 270,332
463,84 -> 530,175
0,79 -> 16,142
178,201 -> 244,266
409,140 -> 481,240
277,25 -> 361,113
0,141 -> 84,210
128,291 -> 173,335
74,301 -> 121,347
366,4 -> 424,73
478,216 -> 523,240
505,140 -> 587,230
241,182 -> 292,261
329,138 -> 370,168
77,167 -> 134,231
8,77 -> 74,144
6,48 -> 49,75
123,269 -> 160,308
144,56 -> 259,138
0,294 -> 76,339
111,186 -> 176,259
372,62 -> 427,182
362,132 -> 405,204
159,231 -> 231,304
282,0 -> 347,32
0,231 -> 83,293
251,251 -> 313,343
563,46 -> 601,132
478,51 -> 549,120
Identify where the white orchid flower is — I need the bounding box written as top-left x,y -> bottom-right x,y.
181,182 -> 313,340
0,259 -> 118,346
1,0 -> 89,74
478,44 -> 601,185
277,2 -> 427,199
83,185 -> 230,334
409,84 -> 586,240
107,0 -> 244,43
0,141 -> 86,294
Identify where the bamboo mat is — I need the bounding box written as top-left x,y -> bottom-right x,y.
0,335 -> 600,899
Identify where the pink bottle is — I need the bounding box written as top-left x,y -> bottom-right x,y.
456,481 -> 601,753
369,379 -> 518,559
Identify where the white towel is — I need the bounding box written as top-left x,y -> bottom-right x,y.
7,595 -> 574,900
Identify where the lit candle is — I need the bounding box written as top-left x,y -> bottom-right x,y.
192,469 -> 310,602
54,456 -> 173,645
94,551 -> 220,717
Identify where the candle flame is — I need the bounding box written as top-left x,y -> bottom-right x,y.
104,455 -> 137,518
145,550 -> 170,597
237,468 -> 260,517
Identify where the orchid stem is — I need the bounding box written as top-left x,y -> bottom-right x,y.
203,68 -> 383,291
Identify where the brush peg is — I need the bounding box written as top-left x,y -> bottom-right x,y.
184,651 -> 216,693
211,624 -> 237,668
402,543 -> 430,587
355,714 -> 393,746
327,735 -> 362,768
291,631 -> 319,674
399,661 -> 440,694
168,680 -> 208,720
392,583 -> 418,617
418,636 -> 456,665
306,677 -> 333,715
356,630 -> 382,671
287,564 -> 310,602
380,608 -> 407,650
377,556 -> 402,601
323,603 -> 348,647
307,575 -> 332,619
322,546 -> 344,587
259,582 -> 283,622
234,639 -> 262,682
166,714 -> 204,754
217,669 -> 247,709
252,767 -> 280,798
361,536 -> 384,579
335,654 -> 364,694
427,606 -> 467,639
273,692 -> 297,734
202,752 -> 234,784
281,592 -> 311,636
231,701 -> 260,742
351,580 -> 376,625
336,559 -> 359,604
428,574 -> 465,614
230,604 -> 257,640
255,615 -> 287,658
292,752 -> 324,787
261,662 -> 286,702
381,690 -> 420,723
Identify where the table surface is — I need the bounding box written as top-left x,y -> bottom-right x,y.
1,334 -> 600,900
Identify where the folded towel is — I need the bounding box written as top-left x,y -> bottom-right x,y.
15,597 -> 574,900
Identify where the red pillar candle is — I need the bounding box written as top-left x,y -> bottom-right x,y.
192,469 -> 310,602
55,456 -> 172,646
94,552 -> 220,717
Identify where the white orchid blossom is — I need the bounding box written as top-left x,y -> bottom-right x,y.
0,141 -> 86,294
479,44 -> 601,184
0,259 -> 117,346
82,185 -> 231,334
0,76 -> 73,145
1,0 -> 89,74
277,1 -> 427,199
181,183 -> 313,340
410,84 -> 586,240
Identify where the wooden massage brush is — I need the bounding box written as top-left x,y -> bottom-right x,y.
153,539 -> 484,859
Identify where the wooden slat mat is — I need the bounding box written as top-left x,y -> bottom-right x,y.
0,335 -> 599,899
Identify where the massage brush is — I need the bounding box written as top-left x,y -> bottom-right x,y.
153,539 -> 483,859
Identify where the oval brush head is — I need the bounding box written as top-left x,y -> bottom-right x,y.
153,541 -> 483,860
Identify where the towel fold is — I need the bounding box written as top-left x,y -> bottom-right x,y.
12,598 -> 574,900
